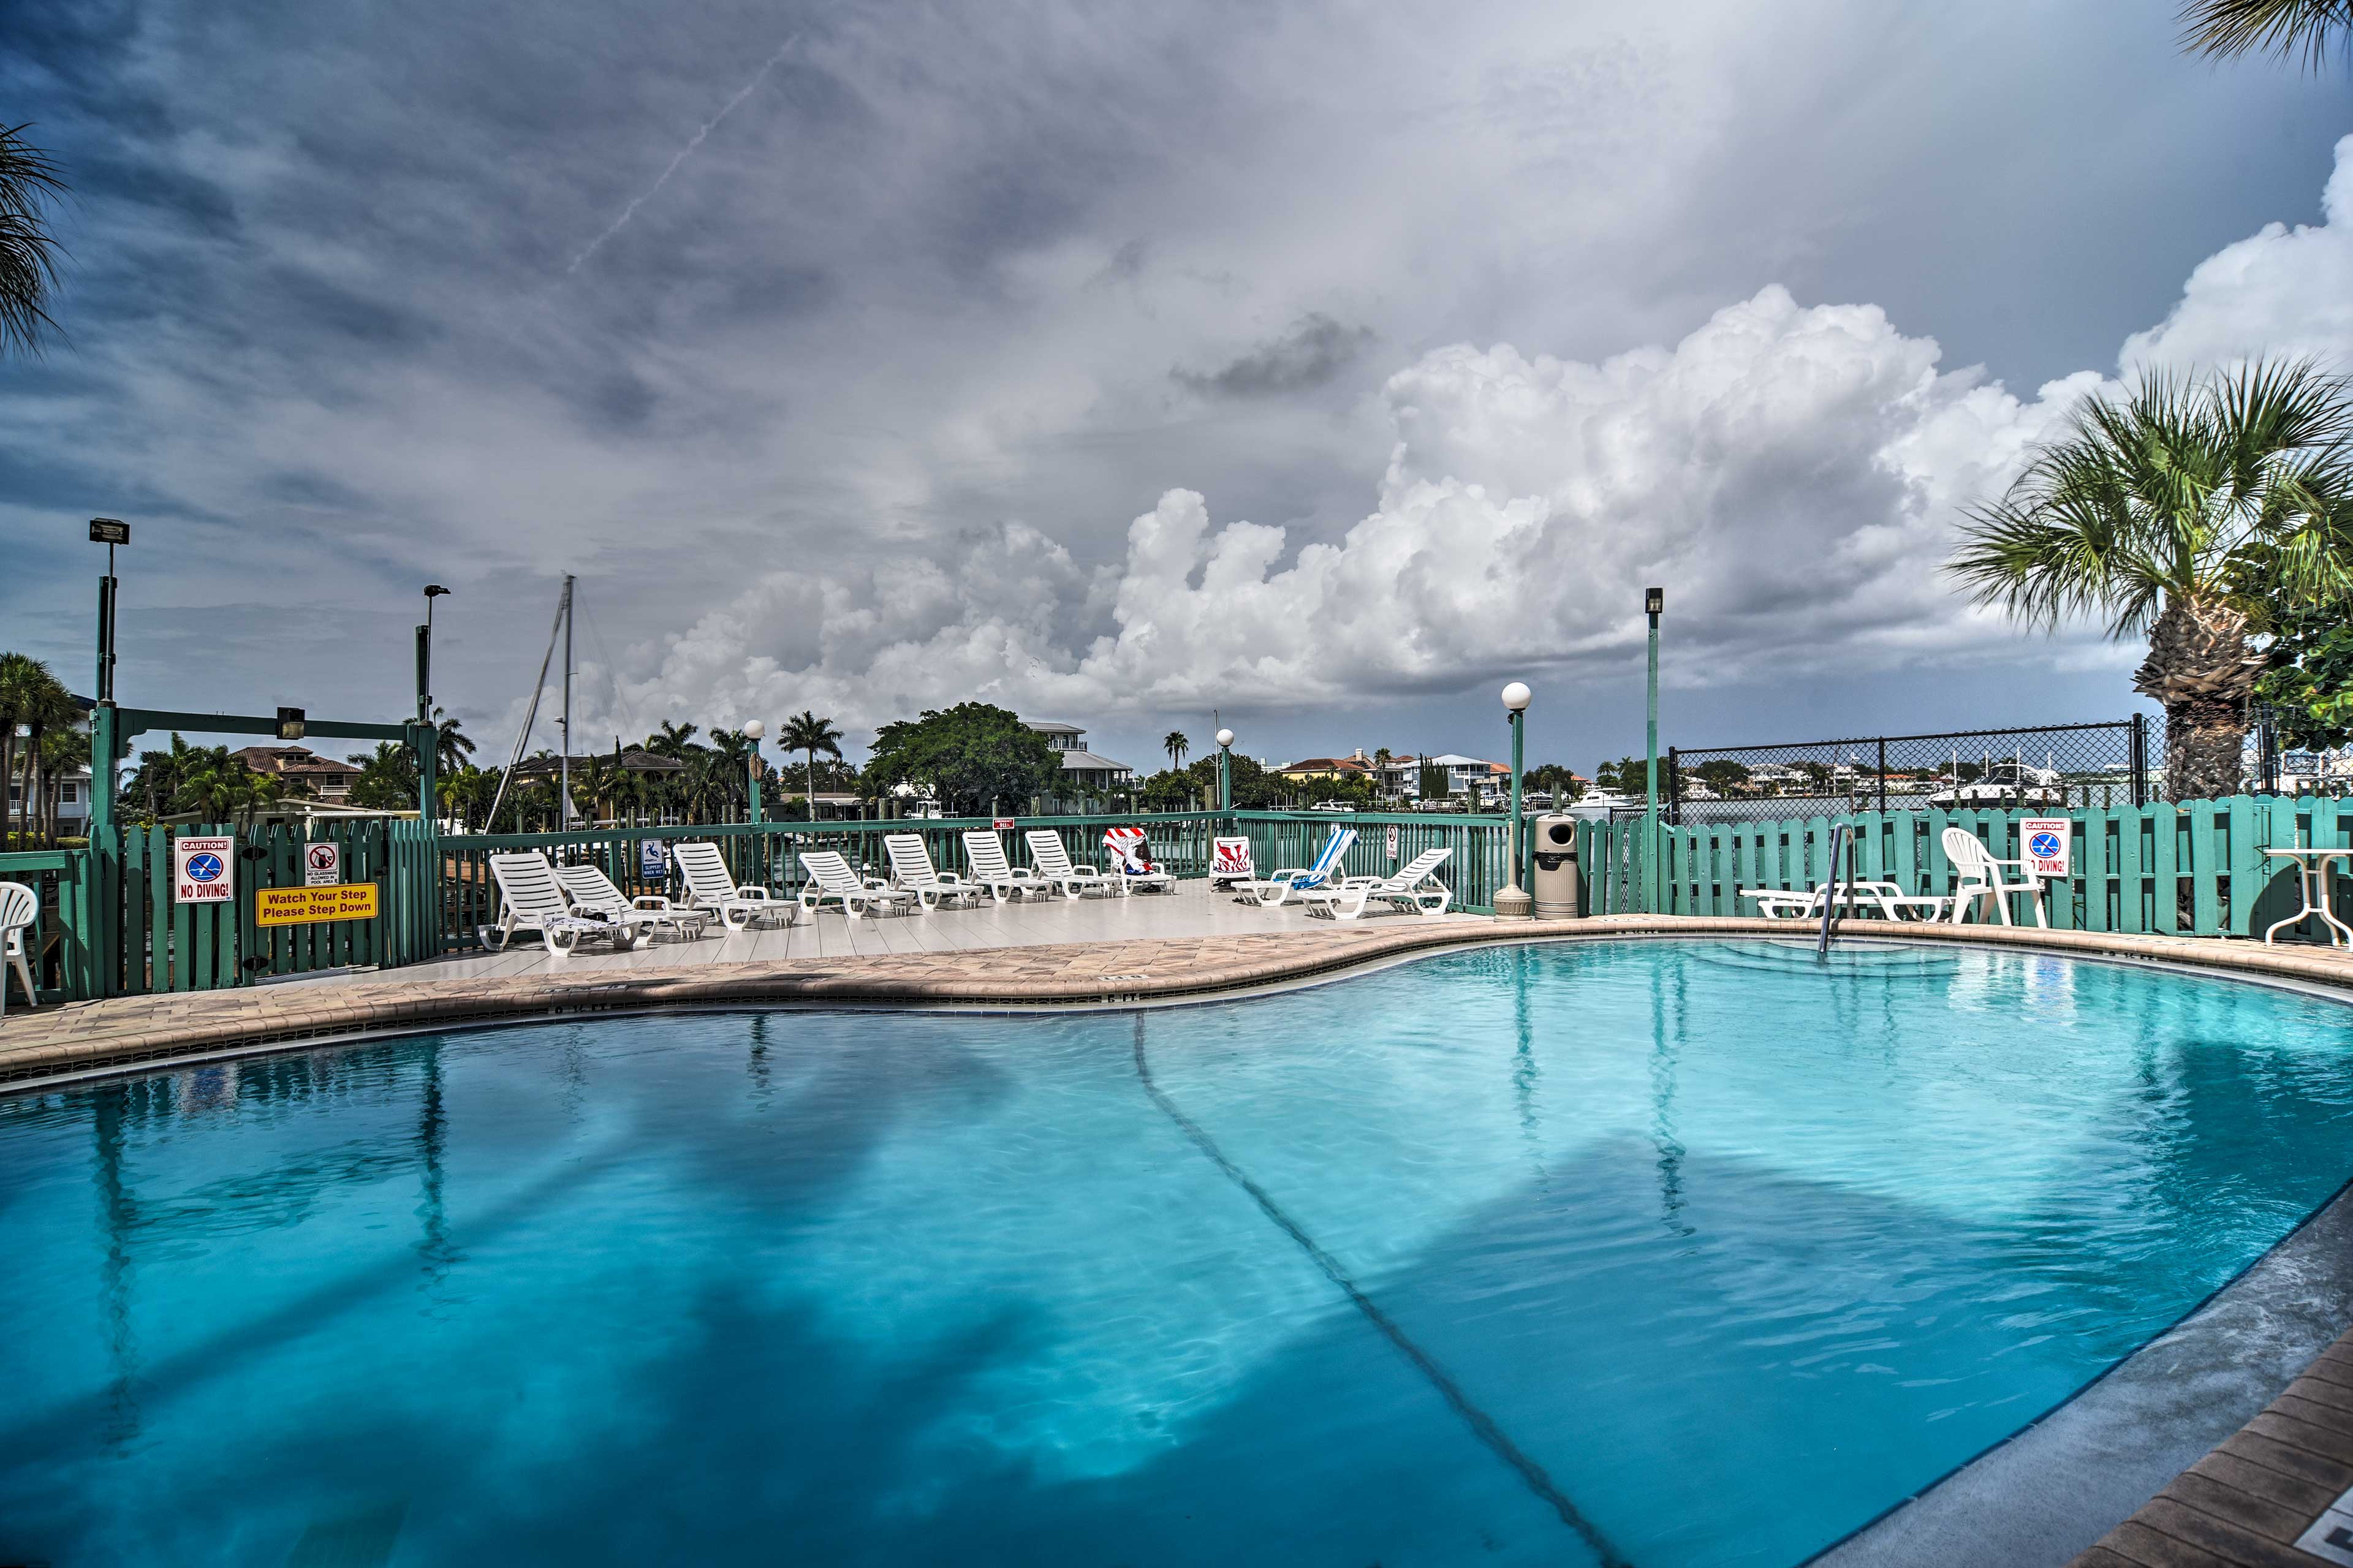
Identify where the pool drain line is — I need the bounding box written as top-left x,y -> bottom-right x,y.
1131,1018 -> 1632,1568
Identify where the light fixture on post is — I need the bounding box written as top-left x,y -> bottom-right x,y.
743,719 -> 766,827
1495,682 -> 1534,918
1216,727 -> 1235,816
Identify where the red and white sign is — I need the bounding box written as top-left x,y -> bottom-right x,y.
304,841 -> 341,887
2021,817 -> 2071,879
1386,825 -> 1400,859
174,835 -> 235,904
992,817 -> 1015,830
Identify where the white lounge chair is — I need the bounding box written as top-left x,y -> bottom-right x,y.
556,860 -> 707,942
1210,836 -> 1255,889
961,831 -> 1050,903
1102,827 -> 1175,893
1,881 -> 37,1018
485,851 -> 644,959
1741,881 -> 1953,922
675,840 -> 797,932
1027,830 -> 1116,899
1234,826 -> 1355,907
1298,847 -> 1455,920
800,850 -> 917,918
1941,827 -> 2046,926
884,833 -> 985,910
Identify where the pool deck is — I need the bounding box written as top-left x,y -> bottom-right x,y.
6,887 -> 2353,1567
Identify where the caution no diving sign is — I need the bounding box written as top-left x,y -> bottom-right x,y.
257,882 -> 380,927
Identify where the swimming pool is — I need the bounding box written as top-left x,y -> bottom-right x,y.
4,939 -> 2351,1566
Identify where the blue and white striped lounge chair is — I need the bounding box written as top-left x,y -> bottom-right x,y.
1233,827 -> 1356,907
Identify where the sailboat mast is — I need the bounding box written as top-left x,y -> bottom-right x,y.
558,575 -> 575,829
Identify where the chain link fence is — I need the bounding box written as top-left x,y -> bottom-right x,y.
2251,705 -> 2353,798
1632,718 -> 2158,826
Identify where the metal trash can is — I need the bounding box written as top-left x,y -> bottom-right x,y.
1531,814 -> 1583,918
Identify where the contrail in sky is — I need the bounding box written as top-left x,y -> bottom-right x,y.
567,32 -> 802,273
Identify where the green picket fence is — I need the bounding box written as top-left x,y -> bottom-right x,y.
1585,797 -> 2353,938
10,795 -> 2346,1010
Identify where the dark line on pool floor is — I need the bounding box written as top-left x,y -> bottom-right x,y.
1130,1015 -> 1632,1568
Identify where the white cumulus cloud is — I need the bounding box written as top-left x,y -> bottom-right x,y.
620,136 -> 2353,744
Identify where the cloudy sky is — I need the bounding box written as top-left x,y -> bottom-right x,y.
2,1 -> 2349,775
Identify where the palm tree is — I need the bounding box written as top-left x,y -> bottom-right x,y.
0,652 -> 42,844
2180,0 -> 2353,68
430,708 -> 475,778
777,710 -> 843,822
0,124 -> 66,360
1950,360 -> 2353,800
1162,730 -> 1189,771
37,722 -> 89,845
645,719 -> 700,758
0,655 -> 73,846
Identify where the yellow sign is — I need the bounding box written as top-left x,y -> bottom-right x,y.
257,882 -> 380,927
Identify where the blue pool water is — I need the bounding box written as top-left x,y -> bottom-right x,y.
4,940 -> 2352,1567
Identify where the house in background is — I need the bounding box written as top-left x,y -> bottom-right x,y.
1273,751 -> 1377,787
1422,754 -> 1509,803
8,763 -> 93,835
233,746 -> 366,804
1023,722 -> 1134,794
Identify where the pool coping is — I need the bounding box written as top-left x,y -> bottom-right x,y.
6,913 -> 2353,1566
7,915 -> 2351,1093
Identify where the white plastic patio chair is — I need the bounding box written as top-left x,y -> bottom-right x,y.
884,833 -> 985,911
961,831 -> 1049,903
1298,846 -> 1454,920
556,860 -> 707,943
674,840 -> 797,932
485,851 -> 643,960
799,850 -> 917,918
1026,830 -> 1116,899
1210,836 -> 1255,889
1102,827 -> 1175,893
1,881 -> 37,1018
1941,827 -> 2045,926
1234,826 -> 1355,907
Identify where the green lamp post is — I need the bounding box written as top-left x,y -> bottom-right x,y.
1216,727 -> 1235,816
1495,681 -> 1533,918
1645,586 -> 1663,913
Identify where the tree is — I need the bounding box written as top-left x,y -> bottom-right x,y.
1524,762 -> 1584,801
1419,760 -> 1450,801
863,703 -> 1058,817
776,711 -> 844,822
1592,756 -> 1645,794
1693,758 -> 1752,791
0,124 -> 66,360
1162,730 -> 1189,771
430,708 -> 475,778
645,719 -> 700,758
2256,599 -> 2353,751
346,741 -> 419,811
1950,361 -> 2353,800
0,654 -> 74,846
2180,0 -> 2353,68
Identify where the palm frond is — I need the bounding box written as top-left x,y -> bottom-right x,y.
0,123 -> 67,359
2179,0 -> 2353,67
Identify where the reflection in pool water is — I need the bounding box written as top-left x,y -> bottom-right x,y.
2,940 -> 2349,1566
